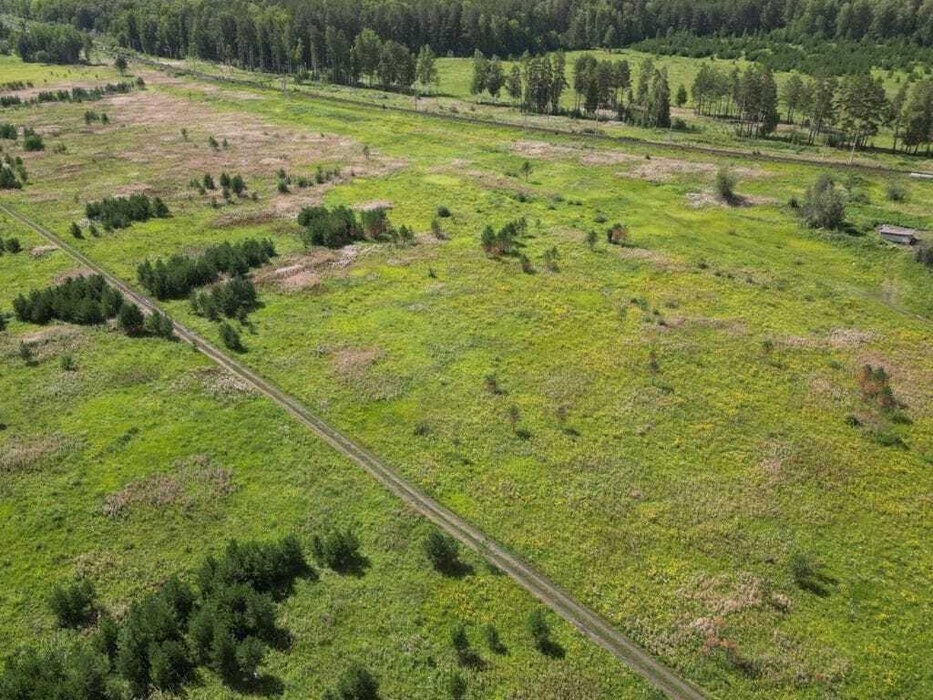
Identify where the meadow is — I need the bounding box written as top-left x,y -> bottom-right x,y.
0,200 -> 653,699
1,53 -> 932,698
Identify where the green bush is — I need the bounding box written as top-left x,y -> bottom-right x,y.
118,303 -> 145,335
423,531 -> 461,573
48,579 -> 96,628
218,321 -> 244,352
801,174 -> 846,229
312,526 -> 363,572
323,663 -> 379,700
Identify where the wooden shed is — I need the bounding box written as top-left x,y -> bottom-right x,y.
877,225 -> 919,245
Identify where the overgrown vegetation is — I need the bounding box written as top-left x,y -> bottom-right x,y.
297,205 -> 412,248
137,238 -> 275,300
85,193 -> 169,230
1,537 -> 309,697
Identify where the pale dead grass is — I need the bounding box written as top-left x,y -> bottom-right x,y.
29,244 -> 58,258
254,247 -> 362,292
332,347 -> 384,378
95,90 -> 405,216
510,139 -> 766,182
0,433 -> 83,474
103,453 -> 235,518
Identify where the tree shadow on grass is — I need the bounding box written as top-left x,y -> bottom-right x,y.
535,638 -> 566,659
227,673 -> 286,697
330,552 -> 371,579
434,558 -> 474,579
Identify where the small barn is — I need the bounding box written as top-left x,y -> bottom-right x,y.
877,225 -> 920,245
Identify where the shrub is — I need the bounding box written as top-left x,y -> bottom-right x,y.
447,671 -> 467,699
118,303 -> 145,335
6,237 -> 21,253
145,310 -> 174,338
48,579 -> 96,628
607,223 -> 628,245
789,553 -> 835,596
203,173 -> 216,190
801,174 -> 846,230
714,166 -> 738,203
69,221 -> 82,239
423,531 -> 461,573
857,364 -> 898,411
60,352 -> 77,371
323,663 -> 379,700
585,230 -> 598,249
885,180 -> 907,202
23,130 -> 44,151
218,322 -> 244,352
527,609 -> 552,652
916,244 -> 933,269
312,526 -> 363,572
436,205 -> 452,217
543,246 -> 559,271
484,623 -> 504,653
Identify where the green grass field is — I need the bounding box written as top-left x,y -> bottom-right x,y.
1,53 -> 932,698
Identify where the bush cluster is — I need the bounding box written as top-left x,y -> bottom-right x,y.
22,127 -> 43,151
0,122 -> 16,139
13,275 -> 125,326
298,205 -> 409,248
85,193 -> 169,230
137,238 -> 275,300
480,217 -> 527,256
190,275 -> 258,321
0,235 -> 23,254
0,154 -> 28,189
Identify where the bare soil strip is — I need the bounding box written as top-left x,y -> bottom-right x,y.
2,201 -> 706,700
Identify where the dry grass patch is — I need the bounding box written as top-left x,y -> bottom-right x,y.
255,248 -> 362,292
103,453 -> 235,518
0,433 -> 83,474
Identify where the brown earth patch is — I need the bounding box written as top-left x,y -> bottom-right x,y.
255,248 -> 362,291
54,267 -> 95,284
103,453 -> 235,518
332,346 -> 384,378
353,200 -> 393,212
93,90 -> 405,213
30,244 -> 59,258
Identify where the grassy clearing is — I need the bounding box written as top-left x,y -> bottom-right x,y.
2,58 -> 932,699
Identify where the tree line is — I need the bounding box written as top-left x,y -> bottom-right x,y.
693,64 -> 933,152
11,21 -> 91,64
8,0 -> 933,69
635,31 -> 933,76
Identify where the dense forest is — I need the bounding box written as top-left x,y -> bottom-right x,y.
3,0 -> 933,69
